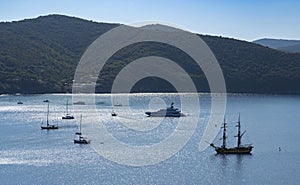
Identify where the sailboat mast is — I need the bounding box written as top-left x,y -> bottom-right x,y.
236,114 -> 241,147
80,114 -> 82,133
222,119 -> 227,148
47,101 -> 49,126
66,100 -> 69,115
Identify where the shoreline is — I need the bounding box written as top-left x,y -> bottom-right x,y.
1,92 -> 300,96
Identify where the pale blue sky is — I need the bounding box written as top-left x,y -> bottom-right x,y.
0,0 -> 299,41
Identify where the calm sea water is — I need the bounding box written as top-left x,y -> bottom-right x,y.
0,93 -> 299,184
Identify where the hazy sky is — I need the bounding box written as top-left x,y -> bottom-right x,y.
0,0 -> 299,41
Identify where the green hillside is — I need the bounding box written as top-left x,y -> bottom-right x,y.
0,15 -> 117,93
1,14 -> 300,94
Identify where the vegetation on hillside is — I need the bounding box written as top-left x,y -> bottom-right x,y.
0,15 -> 117,93
1,15 -> 300,94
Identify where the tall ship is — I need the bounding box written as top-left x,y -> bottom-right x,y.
145,102 -> 184,117
210,114 -> 253,154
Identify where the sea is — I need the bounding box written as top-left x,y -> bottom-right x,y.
0,93 -> 299,185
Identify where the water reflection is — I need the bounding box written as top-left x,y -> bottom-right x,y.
208,153 -> 253,184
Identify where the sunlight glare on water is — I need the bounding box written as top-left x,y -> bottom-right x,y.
0,93 -> 300,184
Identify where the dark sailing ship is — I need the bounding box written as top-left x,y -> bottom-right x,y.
210,114 -> 253,154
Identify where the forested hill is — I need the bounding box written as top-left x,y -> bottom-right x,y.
1,14 -> 300,94
0,15 -> 117,93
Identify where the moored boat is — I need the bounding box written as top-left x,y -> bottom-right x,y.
62,100 -> 74,119
74,115 -> 91,144
145,102 -> 184,117
41,101 -> 58,130
210,114 -> 253,154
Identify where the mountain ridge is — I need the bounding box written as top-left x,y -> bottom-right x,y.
1,14 -> 300,94
253,38 -> 300,53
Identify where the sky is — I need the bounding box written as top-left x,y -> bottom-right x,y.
0,0 -> 299,41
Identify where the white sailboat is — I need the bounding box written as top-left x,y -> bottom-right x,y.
111,107 -> 117,116
62,100 -> 74,119
41,101 -> 58,130
74,115 -> 91,144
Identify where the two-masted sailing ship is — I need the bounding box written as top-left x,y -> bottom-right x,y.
210,114 -> 253,154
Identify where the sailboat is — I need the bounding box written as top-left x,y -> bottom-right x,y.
111,107 -> 117,116
62,100 -> 74,119
41,101 -> 58,130
74,115 -> 91,144
210,114 -> 253,154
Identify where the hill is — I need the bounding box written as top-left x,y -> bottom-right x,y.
1,15 -> 300,94
278,44 -> 300,53
0,15 -> 118,93
253,38 -> 300,53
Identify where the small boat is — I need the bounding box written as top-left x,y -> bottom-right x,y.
96,101 -> 105,105
74,115 -> 91,144
17,101 -> 23,104
73,101 -> 85,105
62,100 -> 74,119
41,101 -> 58,130
111,109 -> 117,116
210,114 -> 253,154
43,100 -> 49,103
145,102 -> 184,117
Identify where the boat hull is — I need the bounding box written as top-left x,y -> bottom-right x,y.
62,115 -> 74,119
73,101 -> 85,105
41,125 -> 58,130
74,139 -> 91,144
145,111 -> 184,117
145,102 -> 184,117
215,146 -> 253,154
